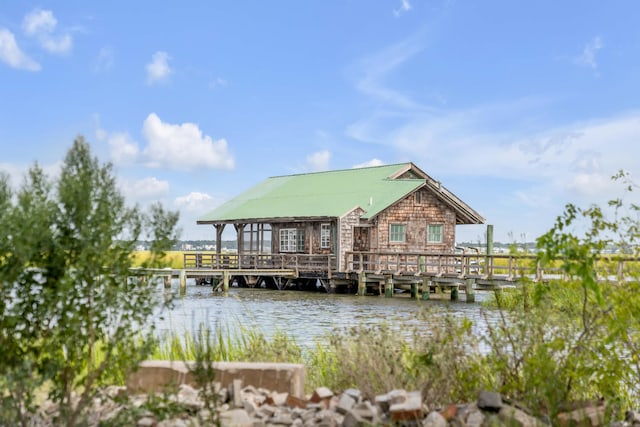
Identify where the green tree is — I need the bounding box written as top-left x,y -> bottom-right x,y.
481,172 -> 640,420
0,137 -> 179,426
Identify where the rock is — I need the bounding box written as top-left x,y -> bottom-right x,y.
626,410 -> 640,423
478,391 -> 503,412
440,404 -> 457,421
219,408 -> 253,427
344,388 -> 362,403
374,393 -> 392,413
336,393 -> 356,415
137,416 -> 157,427
310,387 -> 334,402
465,408 -> 486,427
266,391 -> 289,406
231,379 -> 243,408
353,401 -> 379,422
271,412 -> 295,425
499,405 -> 545,427
286,394 -> 308,409
343,409 -> 369,427
242,398 -> 258,415
259,403 -> 277,418
157,419 -> 189,427
388,389 -> 409,405
556,404 -> 606,427
423,411 -> 447,427
390,391 -> 423,422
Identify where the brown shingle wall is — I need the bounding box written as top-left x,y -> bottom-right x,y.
338,208 -> 365,270
372,190 -> 456,253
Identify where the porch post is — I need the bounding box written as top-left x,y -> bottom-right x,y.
215,224 -> 225,255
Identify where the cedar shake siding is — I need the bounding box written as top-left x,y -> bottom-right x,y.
372,189 -> 456,253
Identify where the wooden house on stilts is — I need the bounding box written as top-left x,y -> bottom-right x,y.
194,162 -> 484,294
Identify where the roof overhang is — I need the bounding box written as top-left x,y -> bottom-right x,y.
197,216 -> 338,225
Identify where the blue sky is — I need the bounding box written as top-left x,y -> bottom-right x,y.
2,1 -> 640,243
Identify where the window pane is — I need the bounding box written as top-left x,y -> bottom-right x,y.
297,229 -> 305,252
280,228 -> 298,252
321,224 -> 331,248
428,224 -> 443,243
389,224 -> 405,242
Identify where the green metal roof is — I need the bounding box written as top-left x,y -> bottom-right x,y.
198,163 -> 423,223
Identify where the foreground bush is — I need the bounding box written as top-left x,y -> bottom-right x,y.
0,138 -> 179,426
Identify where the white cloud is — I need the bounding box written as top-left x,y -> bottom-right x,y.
146,51 -> 172,85
353,158 -> 384,168
108,133 -> 140,165
393,0 -> 412,17
574,36 -> 603,69
174,192 -> 227,240
175,192 -> 218,213
380,107 -> 640,207
22,8 -> 73,55
306,150 -> 331,172
119,176 -> 170,201
353,35 -> 424,110
142,113 -> 235,171
0,28 -> 40,71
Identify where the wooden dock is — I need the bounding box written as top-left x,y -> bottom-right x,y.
167,251 -> 640,301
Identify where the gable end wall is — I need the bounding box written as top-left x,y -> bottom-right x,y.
372,190 -> 456,253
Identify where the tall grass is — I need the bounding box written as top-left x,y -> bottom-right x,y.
151,308 -> 484,404
152,323 -> 303,365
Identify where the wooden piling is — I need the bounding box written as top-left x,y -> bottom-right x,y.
465,278 -> 475,303
222,270 -> 230,293
163,275 -> 171,289
421,278 -> 430,300
357,272 -> 366,296
450,285 -> 459,301
410,282 -> 418,299
179,270 -> 187,296
384,276 -> 394,298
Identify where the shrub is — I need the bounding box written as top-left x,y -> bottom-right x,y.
0,137 -> 179,426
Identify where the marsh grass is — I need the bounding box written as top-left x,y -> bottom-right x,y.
152,323 -> 303,365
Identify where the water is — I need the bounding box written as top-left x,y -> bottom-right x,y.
155,279 -> 497,348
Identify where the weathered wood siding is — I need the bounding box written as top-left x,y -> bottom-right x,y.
338,207 -> 365,271
372,189 -> 456,253
271,221 -> 336,254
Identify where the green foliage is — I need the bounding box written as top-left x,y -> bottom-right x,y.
477,173 -> 640,422
306,310 -> 485,405
0,137 -> 179,426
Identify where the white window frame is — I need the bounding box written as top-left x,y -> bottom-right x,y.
389,223 -> 406,243
320,223 -> 331,249
279,228 -> 305,252
427,224 -> 443,243
280,228 -> 297,252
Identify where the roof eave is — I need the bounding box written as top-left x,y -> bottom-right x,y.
197,215 -> 339,225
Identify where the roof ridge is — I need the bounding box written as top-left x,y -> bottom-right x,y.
268,162 -> 411,179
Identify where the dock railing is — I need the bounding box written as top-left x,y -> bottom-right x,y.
184,251 -> 640,283
344,251 -> 640,283
183,253 -> 337,272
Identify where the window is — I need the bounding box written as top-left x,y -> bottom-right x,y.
389,224 -> 406,243
320,223 -> 331,249
428,224 -> 443,243
279,228 -> 305,252
415,191 -> 422,205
